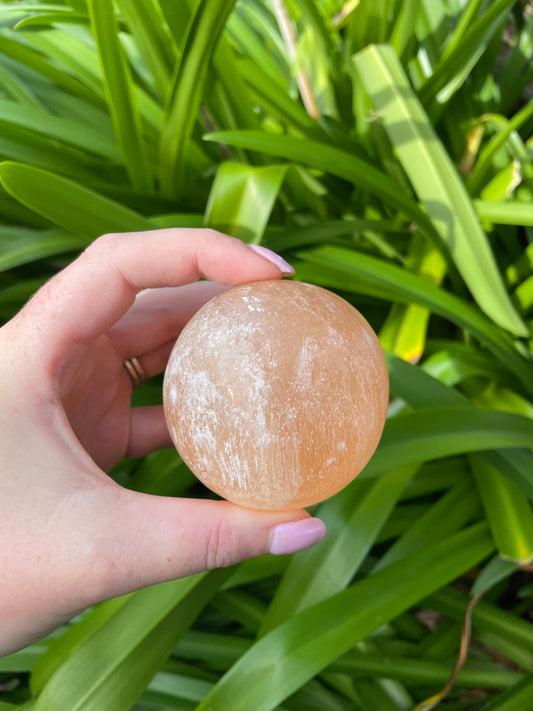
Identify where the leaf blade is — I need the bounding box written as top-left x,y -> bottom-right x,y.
352,43 -> 527,336
0,162 -> 153,237
195,524 -> 493,711
87,0 -> 153,193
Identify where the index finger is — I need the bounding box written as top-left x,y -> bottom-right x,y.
17,228 -> 294,350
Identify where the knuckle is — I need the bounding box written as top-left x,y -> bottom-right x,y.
198,227 -> 231,244
86,232 -> 118,256
204,516 -> 240,570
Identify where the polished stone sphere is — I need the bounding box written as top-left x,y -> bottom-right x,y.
163,280 -> 388,510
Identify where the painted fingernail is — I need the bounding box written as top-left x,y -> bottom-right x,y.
248,244 -> 295,275
269,518 -> 326,555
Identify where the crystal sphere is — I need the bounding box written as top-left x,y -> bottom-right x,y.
163,280 -> 388,511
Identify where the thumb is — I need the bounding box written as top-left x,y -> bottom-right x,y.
88,486 -> 326,602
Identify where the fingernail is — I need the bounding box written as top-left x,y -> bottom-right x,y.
248,244 -> 295,275
270,518 -> 326,555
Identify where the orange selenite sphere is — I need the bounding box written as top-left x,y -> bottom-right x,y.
163,280 -> 389,511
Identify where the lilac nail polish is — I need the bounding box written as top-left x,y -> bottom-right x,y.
270,518 -> 326,555
248,244 -> 295,275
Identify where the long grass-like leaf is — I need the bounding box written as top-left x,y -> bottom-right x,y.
481,673 -> 533,711
353,43 -> 527,337
373,478 -> 481,572
34,569 -> 230,711
0,162 -> 153,236
471,555 -> 520,596
259,464 -> 418,636
87,0 -> 153,193
0,99 -> 119,161
159,0 -> 236,197
115,0 -> 175,101
428,586 -> 533,671
468,98 -> 533,195
471,454 -> 533,564
0,227 -> 87,272
389,0 -> 420,61
296,246 -> 533,396
364,407 -> 533,480
418,0 -> 515,110
379,233 -> 446,363
195,524 -> 492,711
475,199 -> 533,226
204,162 -> 287,244
331,648 -> 522,689
204,130 -> 440,241
0,32 -> 101,104
14,12 -> 89,30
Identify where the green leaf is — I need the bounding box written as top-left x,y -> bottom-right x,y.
204,162 -> 287,244
0,226 -> 87,272
211,38 -> 261,136
471,555 -> 519,597
418,0 -> 515,111
204,130 -> 439,242
352,43 -> 527,337
365,407 -> 533,481
385,353 -> 533,499
389,0 -> 420,61
0,53 -> 46,107
0,641 -> 49,673
0,162 -> 153,237
33,569 -> 230,711
263,218 -> 399,252
469,98 -> 533,194
159,0 -> 237,197
422,341 -> 514,389
475,199 -> 533,226
0,120 -> 111,182
499,12 -> 533,112
481,673 -> 533,711
195,524 -> 493,711
427,586 -> 533,671
372,477 -> 481,572
296,246 -> 533,397
174,630 -> 251,668
471,454 -> 533,564
31,597 -> 127,693
482,449 -> 533,504
0,33 -> 100,104
14,12 -> 90,30
379,233 -> 446,363
480,161 -> 522,202
386,350 -> 469,407
332,647 -> 522,689
237,56 -> 315,133
114,0 -> 175,102
0,98 -> 120,161
87,0 -> 153,193
225,8 -> 286,87
259,464 -> 418,636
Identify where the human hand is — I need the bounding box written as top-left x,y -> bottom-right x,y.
0,229 -> 326,656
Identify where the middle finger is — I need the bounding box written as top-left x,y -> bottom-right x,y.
109,282 -> 229,360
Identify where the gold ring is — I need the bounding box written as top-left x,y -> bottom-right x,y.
124,357 -> 147,389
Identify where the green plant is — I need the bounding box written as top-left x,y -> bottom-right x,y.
1,0 -> 532,709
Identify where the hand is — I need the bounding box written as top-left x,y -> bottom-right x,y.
0,229 -> 326,656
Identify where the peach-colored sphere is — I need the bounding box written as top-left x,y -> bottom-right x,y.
163,280 -> 388,511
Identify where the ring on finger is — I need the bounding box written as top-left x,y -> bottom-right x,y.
123,357 -> 147,389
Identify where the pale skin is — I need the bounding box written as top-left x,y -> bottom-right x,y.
0,229 -> 326,656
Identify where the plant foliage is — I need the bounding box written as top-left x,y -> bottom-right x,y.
1,0 -> 532,709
